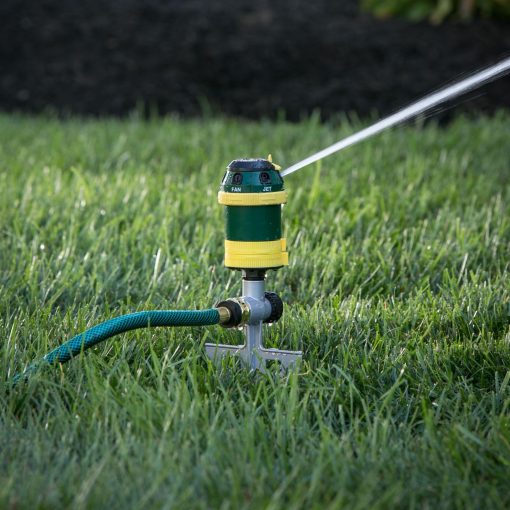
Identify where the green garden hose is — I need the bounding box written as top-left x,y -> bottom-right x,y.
13,308 -> 220,384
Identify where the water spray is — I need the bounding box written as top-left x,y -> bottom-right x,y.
11,56 -> 510,383
282,56 -> 510,177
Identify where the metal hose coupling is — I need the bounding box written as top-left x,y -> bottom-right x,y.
215,292 -> 283,329
215,299 -> 249,328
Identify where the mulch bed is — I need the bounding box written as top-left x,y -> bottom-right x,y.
2,0 -> 510,119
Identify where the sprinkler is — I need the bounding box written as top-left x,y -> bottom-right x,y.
205,158 -> 302,370
12,157 -> 300,383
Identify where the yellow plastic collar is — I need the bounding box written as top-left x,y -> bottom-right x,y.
218,190 -> 287,206
224,239 -> 288,268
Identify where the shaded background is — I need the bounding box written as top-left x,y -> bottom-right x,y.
2,0 -> 510,120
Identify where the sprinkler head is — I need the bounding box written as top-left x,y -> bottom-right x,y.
218,158 -> 288,271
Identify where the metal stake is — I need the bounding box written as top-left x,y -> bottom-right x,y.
205,275 -> 302,371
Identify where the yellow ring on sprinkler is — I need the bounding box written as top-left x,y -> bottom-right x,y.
224,239 -> 288,268
218,190 -> 288,206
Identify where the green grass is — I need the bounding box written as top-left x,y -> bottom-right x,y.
1,111 -> 510,509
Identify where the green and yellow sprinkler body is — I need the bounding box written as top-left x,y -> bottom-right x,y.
220,158 -> 288,270
205,158 -> 302,370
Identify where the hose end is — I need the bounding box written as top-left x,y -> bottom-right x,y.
215,299 -> 249,328
217,306 -> 231,326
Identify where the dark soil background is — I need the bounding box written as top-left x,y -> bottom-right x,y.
2,0 -> 510,120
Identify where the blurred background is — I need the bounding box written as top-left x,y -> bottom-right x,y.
2,0 -> 510,120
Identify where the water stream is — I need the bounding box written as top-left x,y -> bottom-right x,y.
281,56 -> 510,177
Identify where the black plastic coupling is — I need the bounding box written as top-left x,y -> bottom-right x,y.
216,299 -> 244,328
263,292 -> 283,323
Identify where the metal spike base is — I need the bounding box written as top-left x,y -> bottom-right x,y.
205,278 -> 302,372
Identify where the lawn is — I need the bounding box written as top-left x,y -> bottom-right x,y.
1,112 -> 510,509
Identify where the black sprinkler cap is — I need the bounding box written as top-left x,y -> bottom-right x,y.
227,159 -> 275,172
